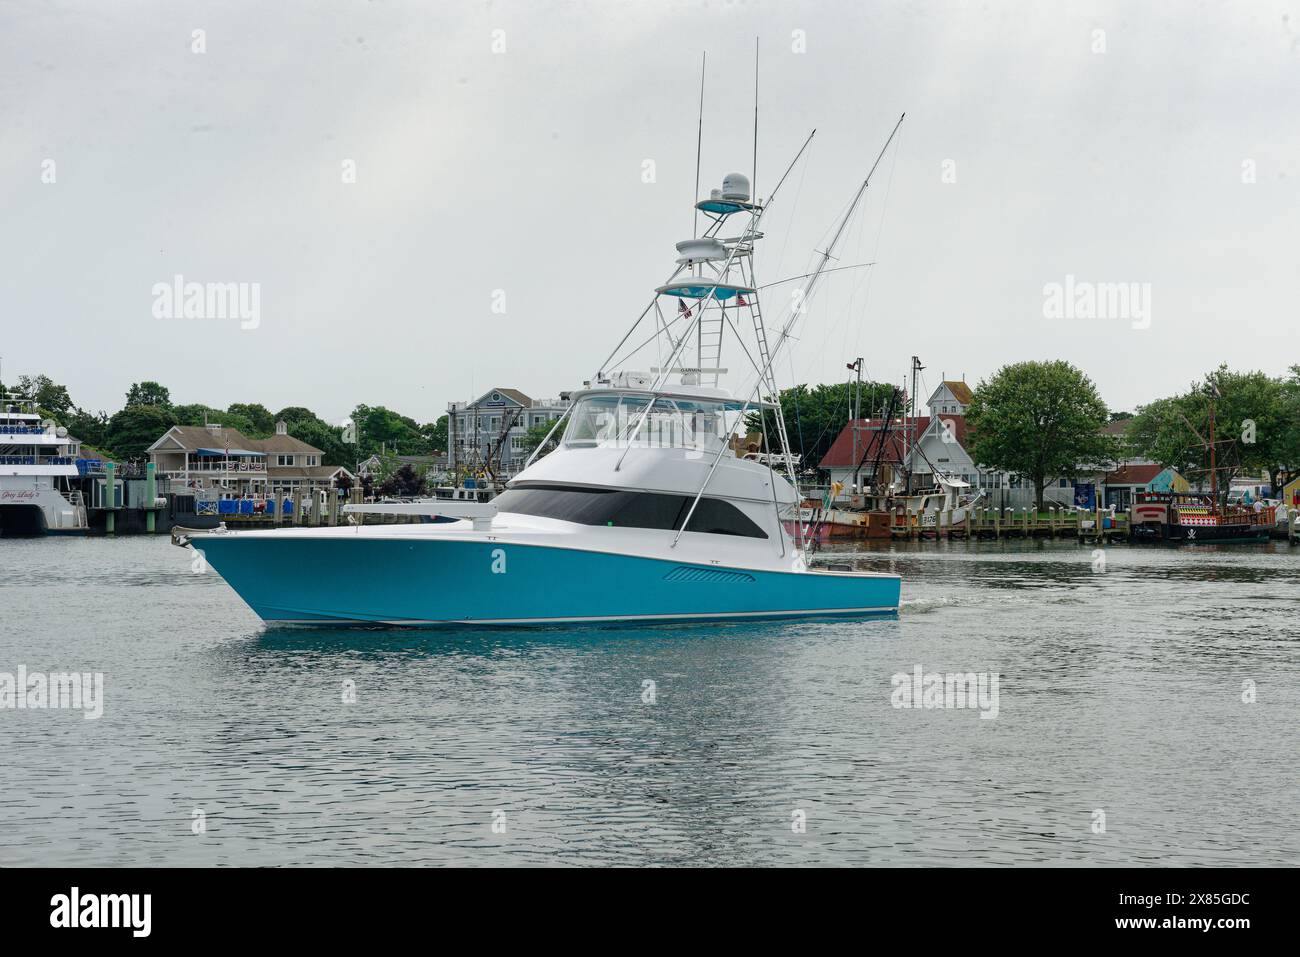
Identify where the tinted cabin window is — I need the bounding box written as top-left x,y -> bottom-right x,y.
494,484 -> 766,538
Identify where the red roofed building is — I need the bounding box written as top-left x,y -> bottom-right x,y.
819,379 -> 1016,495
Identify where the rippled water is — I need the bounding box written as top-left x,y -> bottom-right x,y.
0,536 -> 1295,866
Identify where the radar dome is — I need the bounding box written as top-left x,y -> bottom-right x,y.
721,172 -> 750,202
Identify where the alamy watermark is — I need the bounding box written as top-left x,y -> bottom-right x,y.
152,274 -> 260,330
890,664 -> 999,719
1043,274 -> 1151,330
1,666 -> 104,719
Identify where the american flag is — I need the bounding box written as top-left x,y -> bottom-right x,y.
677,298 -> 692,319
736,294 -> 748,307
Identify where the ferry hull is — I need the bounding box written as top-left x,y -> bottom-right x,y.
191,535 -> 900,626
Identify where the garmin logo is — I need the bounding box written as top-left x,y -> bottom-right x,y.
50,887 -> 151,937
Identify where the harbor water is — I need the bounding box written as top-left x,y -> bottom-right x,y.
1,536 -> 1295,866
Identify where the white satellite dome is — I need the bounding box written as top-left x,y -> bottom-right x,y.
721,172 -> 750,202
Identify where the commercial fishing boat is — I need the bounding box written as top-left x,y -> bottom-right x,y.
175,109 -> 905,625
0,395 -> 88,536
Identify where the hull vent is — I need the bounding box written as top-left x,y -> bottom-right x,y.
663,566 -> 755,584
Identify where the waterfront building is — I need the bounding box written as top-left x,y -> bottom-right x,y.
1100,464 -> 1188,510
446,388 -> 571,479
148,421 -> 353,503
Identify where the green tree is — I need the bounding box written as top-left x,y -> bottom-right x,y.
422,414 -> 448,453
1128,365 -> 1287,494
65,407 -> 110,448
227,402 -> 276,435
105,404 -> 179,460
125,381 -> 171,407
965,360 -> 1114,508
744,380 -> 898,467
17,374 -> 74,419
521,418 -> 560,459
172,403 -> 258,436
351,404 -> 428,458
288,418 -> 352,468
274,406 -> 319,425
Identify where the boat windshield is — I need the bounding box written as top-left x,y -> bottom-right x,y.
563,393 -> 730,451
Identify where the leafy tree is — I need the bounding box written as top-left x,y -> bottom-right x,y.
172,403 -> 258,436
264,407 -> 352,467
521,418 -> 560,459
290,418 -> 352,468
965,360 -> 1114,508
1128,365 -> 1287,494
17,374 -> 74,419
274,406 -> 319,425
125,381 -> 171,407
227,402 -> 276,435
351,404 -> 429,458
745,380 -> 898,467
422,414 -> 448,453
377,463 -> 425,497
65,407 -> 110,448
105,404 -> 179,460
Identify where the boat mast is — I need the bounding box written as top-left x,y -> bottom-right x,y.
1209,394 -> 1218,514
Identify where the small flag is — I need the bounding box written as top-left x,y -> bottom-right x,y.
677,298 -> 692,318
736,294 -> 748,307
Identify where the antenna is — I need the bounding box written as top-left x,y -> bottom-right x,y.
693,52 -> 706,239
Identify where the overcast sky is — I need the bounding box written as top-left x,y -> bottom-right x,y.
3,0 -> 1298,425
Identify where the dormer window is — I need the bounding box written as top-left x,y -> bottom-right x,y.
277,454 -> 294,466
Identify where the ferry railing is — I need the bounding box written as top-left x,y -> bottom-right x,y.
0,455 -> 76,465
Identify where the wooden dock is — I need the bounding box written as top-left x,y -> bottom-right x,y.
893,508 -> 1128,543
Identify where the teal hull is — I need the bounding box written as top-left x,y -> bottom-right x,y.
192,535 -> 900,626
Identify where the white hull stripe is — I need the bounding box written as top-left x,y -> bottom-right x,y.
264,606 -> 899,626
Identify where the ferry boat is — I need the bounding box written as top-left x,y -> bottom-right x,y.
0,396 -> 89,535
174,111 -> 906,626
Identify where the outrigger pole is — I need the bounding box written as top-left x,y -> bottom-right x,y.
693,52 -> 706,239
